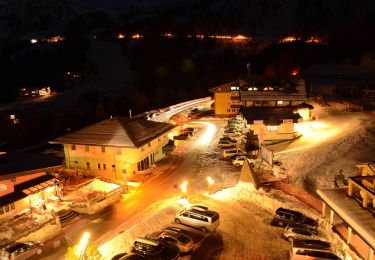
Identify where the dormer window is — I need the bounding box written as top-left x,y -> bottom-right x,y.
230,86 -> 239,91
248,87 -> 258,91
264,86 -> 274,91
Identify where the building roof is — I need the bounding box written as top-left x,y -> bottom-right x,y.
0,153 -> 62,180
317,188 -> 375,250
50,116 -> 174,148
241,108 -> 302,125
0,174 -> 59,207
208,80 -> 249,93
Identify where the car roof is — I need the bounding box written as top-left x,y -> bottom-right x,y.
293,239 -> 331,249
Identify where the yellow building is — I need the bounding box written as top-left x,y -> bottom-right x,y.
50,116 -> 174,182
241,108 -> 302,143
209,78 -> 309,117
0,153 -> 61,220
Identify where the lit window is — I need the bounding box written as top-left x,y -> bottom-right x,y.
264,86 -> 274,91
248,87 -> 258,91
71,144 -> 76,151
267,125 -> 278,131
230,86 -> 239,91
277,101 -> 283,105
116,148 -> 122,155
85,145 -> 89,152
101,146 -> 106,153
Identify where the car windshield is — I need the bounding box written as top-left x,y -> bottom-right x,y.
177,234 -> 190,243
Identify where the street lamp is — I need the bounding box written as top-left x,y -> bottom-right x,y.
180,180 -> 188,198
77,232 -> 90,260
207,177 -> 214,195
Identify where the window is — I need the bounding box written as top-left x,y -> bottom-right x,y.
112,165 -> 116,172
148,142 -> 151,147
0,207 -> 3,214
97,163 -> 101,170
86,162 -> 90,170
227,109 -> 231,112
164,134 -> 167,139
158,137 -> 161,142
267,125 -> 278,131
248,87 -> 258,91
277,100 -> 283,105
141,146 -> 145,152
103,164 -> 106,170
10,203 -> 15,210
71,144 -> 76,151
4,205 -> 9,212
85,145 -> 89,152
230,86 -> 239,91
116,148 -> 122,155
101,146 -> 106,153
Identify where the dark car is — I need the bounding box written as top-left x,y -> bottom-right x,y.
2,241 -> 43,259
274,208 -> 318,227
173,133 -> 190,140
131,238 -> 179,260
111,252 -> 145,260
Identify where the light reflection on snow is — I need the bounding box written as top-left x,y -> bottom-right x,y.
195,121 -> 217,146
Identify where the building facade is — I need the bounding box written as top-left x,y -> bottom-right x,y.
51,116 -> 174,181
241,108 -> 302,142
209,78 -> 309,117
317,163 -> 375,260
0,153 -> 61,220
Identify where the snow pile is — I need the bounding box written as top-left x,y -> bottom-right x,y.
80,179 -> 120,193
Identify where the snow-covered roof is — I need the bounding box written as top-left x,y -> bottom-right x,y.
317,188 -> 375,250
50,116 -> 174,148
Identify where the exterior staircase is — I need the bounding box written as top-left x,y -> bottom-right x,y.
57,209 -> 80,227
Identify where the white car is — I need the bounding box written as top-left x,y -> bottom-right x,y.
232,156 -> 255,167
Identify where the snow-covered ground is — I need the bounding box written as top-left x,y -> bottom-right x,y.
271,101 -> 375,194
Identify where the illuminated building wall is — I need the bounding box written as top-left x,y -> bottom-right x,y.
63,133 -> 170,181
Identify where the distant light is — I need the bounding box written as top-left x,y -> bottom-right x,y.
161,32 -> 175,38
117,33 -> 125,39
291,70 -> 299,76
207,176 -> 214,185
10,114 -> 15,120
280,36 -> 297,43
131,34 -> 143,39
233,34 -> 250,41
180,180 -> 188,194
30,39 -> 38,44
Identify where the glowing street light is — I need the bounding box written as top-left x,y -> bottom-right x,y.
180,180 -> 188,198
77,232 -> 90,260
30,38 -> 38,44
207,177 -> 214,194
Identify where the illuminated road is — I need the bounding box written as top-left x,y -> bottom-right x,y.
44,120 -> 219,259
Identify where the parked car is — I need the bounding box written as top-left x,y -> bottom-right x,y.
218,140 -> 236,148
290,239 -> 345,260
157,229 -> 193,253
222,148 -> 246,159
175,207 -> 220,232
173,133 -> 190,140
182,127 -> 197,133
179,130 -> 194,137
232,156 -> 256,167
275,208 -> 318,227
1,241 -> 43,260
111,253 -> 145,260
219,136 -> 237,143
131,238 -> 179,260
224,129 -> 241,135
283,225 -> 325,242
